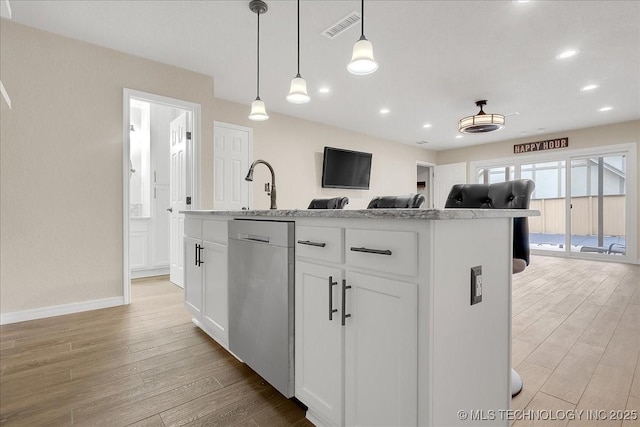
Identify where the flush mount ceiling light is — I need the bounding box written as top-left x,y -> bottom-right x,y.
347,0 -> 378,75
458,100 -> 505,134
248,0 -> 269,121
286,0 -> 310,104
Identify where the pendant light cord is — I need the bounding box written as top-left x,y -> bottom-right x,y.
257,10 -> 261,98
360,0 -> 365,39
296,0 -> 300,76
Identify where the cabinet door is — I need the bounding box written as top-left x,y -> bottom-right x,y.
202,241 -> 228,347
344,272 -> 418,427
183,236 -> 203,318
295,262 -> 344,427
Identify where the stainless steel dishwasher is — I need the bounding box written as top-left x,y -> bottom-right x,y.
228,219 -> 295,398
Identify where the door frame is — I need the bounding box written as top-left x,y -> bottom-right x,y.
123,88 -> 202,304
213,121 -> 254,209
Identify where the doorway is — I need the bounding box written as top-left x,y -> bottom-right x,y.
416,162 -> 435,208
123,89 -> 201,304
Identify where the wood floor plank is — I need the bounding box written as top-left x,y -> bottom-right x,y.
539,341 -> 605,405
514,391 -> 575,427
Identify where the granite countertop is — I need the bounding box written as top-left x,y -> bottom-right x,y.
181,208 -> 540,220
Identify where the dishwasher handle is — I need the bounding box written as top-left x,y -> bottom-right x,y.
238,233 -> 270,244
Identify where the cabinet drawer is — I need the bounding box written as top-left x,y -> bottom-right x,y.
296,225 -> 343,263
203,219 -> 228,244
184,218 -> 202,238
345,229 -> 418,276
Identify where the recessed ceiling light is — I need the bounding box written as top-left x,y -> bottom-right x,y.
379,108 -> 390,114
514,0 -> 531,3
455,135 -> 463,139
318,87 -> 330,94
599,106 -> 613,112
556,49 -> 579,60
581,84 -> 599,91
537,128 -> 546,133
422,123 -> 432,128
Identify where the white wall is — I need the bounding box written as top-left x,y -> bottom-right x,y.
213,98 -> 436,210
0,21 -> 215,315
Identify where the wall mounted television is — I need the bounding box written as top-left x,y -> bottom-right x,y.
321,146 -> 373,190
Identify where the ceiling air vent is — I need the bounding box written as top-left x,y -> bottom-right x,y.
416,141 -> 431,145
322,11 -> 361,39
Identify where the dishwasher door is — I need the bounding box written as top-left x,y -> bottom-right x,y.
228,219 -> 295,398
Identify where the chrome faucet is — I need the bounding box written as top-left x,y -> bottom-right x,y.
245,159 -> 277,209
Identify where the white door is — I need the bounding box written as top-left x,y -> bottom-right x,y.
170,113 -> 187,287
213,122 -> 251,210
433,162 -> 467,208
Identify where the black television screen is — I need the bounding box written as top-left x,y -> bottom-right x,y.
322,147 -> 372,189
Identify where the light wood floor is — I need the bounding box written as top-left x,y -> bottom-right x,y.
1,257 -> 638,426
0,276 -> 311,426
511,256 -> 640,427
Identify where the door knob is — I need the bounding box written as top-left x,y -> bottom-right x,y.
167,207 -> 173,213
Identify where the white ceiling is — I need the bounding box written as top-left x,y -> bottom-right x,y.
7,0 -> 640,151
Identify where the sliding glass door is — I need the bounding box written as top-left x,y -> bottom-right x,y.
570,155 -> 626,256
471,145 -> 633,261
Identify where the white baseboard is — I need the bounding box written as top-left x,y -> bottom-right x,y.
0,297 -> 124,325
131,267 -> 170,279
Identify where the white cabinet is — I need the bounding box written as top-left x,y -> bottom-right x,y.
201,240 -> 228,344
183,217 -> 230,348
184,236 -> 203,317
295,225 -> 418,427
344,271 -> 417,427
295,262 -> 344,427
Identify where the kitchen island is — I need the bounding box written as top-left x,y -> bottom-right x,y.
182,208 -> 538,427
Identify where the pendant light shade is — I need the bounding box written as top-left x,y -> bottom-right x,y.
458,100 -> 505,134
287,0 -> 310,104
347,37 -> 378,75
248,0 -> 269,121
249,97 -> 269,121
286,75 -> 310,104
348,0 -> 378,75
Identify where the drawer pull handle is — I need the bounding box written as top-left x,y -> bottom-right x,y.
342,279 -> 352,326
329,276 -> 338,321
350,247 -> 392,256
297,240 -> 326,248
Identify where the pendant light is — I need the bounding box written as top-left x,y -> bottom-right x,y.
248,0 -> 269,121
286,0 -> 310,104
347,0 -> 378,75
458,100 -> 505,134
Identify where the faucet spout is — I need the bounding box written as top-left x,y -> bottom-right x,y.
245,159 -> 277,209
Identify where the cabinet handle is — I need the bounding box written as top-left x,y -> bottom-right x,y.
194,244 -> 199,266
350,246 -> 392,256
197,245 -> 204,266
329,276 -> 338,321
341,279 -> 352,326
297,240 -> 327,248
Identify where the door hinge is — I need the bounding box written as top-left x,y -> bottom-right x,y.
186,131 -> 192,140
186,196 -> 192,205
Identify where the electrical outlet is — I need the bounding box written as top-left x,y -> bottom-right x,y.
471,266 -> 482,305
264,183 -> 270,192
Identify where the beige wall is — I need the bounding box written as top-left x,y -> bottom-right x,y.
0,21 -> 215,313
214,98 -> 436,210
436,120 -> 640,262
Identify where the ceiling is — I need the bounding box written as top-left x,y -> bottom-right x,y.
7,0 -> 640,151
